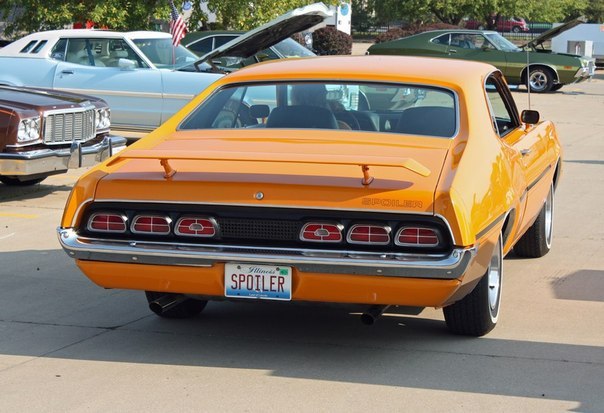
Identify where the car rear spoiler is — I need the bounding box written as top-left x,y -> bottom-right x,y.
107,149 -> 431,186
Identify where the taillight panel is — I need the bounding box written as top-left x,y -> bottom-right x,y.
81,205 -> 450,252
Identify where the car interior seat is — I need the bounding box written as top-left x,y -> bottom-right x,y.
394,106 -> 456,137
266,105 -> 338,129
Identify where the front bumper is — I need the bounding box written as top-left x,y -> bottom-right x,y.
573,60 -> 596,83
0,135 -> 127,177
57,228 -> 476,280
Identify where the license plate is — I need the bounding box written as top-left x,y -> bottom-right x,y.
225,263 -> 291,301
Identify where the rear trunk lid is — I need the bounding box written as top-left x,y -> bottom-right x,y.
96,129 -> 452,214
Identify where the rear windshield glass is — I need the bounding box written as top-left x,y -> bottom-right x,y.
180,82 -> 457,138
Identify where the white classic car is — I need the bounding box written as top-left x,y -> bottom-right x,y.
0,3 -> 331,139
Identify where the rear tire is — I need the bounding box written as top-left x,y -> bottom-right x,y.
0,176 -> 46,186
514,183 -> 554,258
444,235 -> 503,336
145,291 -> 207,319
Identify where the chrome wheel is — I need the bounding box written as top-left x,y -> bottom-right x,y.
528,68 -> 553,93
488,237 -> 503,317
443,235 -> 503,336
544,184 -> 554,249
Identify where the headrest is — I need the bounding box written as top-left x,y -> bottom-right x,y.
266,105 -> 338,129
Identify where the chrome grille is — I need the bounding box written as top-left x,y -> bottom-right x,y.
43,107 -> 96,144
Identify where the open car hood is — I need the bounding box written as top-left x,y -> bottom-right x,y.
522,18 -> 585,49
194,2 -> 331,67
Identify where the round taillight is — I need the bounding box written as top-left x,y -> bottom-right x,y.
175,217 -> 217,237
300,222 -> 343,243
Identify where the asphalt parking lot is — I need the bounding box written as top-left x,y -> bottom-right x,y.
1,70 -> 603,411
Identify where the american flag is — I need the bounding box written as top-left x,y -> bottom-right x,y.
169,0 -> 186,47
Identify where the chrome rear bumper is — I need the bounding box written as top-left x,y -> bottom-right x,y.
57,228 -> 477,280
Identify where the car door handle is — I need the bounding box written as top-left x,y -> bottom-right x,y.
520,149 -> 532,156
60,70 -> 74,75
449,49 -> 457,54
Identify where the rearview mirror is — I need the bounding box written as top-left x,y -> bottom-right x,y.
521,109 -> 540,124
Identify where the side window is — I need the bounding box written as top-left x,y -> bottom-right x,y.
104,39 -> 148,68
431,34 -> 450,46
64,38 -> 147,68
187,37 -> 213,56
485,75 -> 519,137
214,36 -> 236,49
50,39 -> 67,61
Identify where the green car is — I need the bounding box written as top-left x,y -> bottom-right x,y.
368,20 -> 595,93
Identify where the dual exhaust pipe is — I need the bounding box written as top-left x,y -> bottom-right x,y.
360,305 -> 390,325
148,294 -> 188,315
150,294 -> 390,325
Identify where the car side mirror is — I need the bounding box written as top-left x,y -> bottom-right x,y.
118,58 -> 136,70
521,109 -> 540,124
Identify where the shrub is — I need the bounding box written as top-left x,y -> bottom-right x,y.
375,23 -> 459,44
312,26 -> 352,55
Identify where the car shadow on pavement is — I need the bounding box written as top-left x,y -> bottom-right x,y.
0,248 -> 602,412
0,182 -> 72,202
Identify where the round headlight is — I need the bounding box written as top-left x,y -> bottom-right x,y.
95,108 -> 111,130
17,117 -> 41,143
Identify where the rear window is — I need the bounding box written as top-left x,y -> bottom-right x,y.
180,81 -> 457,138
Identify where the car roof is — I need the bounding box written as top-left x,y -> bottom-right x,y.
0,29 -> 171,57
221,55 -> 495,90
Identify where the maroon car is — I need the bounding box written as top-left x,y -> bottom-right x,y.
465,17 -> 529,33
0,86 -> 126,186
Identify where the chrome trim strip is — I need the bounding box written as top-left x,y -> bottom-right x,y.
43,104 -> 95,116
56,87 -> 193,101
434,213 -> 457,245
57,228 -> 476,279
56,87 -> 163,99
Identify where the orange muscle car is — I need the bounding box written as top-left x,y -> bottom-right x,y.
58,55 -> 561,336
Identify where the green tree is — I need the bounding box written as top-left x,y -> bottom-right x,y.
0,0 -> 170,38
1,0 -> 335,39
585,0 -> 604,21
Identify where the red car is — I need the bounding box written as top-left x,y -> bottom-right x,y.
465,17 -> 529,33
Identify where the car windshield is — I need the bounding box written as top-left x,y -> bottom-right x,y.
131,38 -> 199,68
272,38 -> 315,58
485,33 -> 521,52
180,81 -> 457,138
